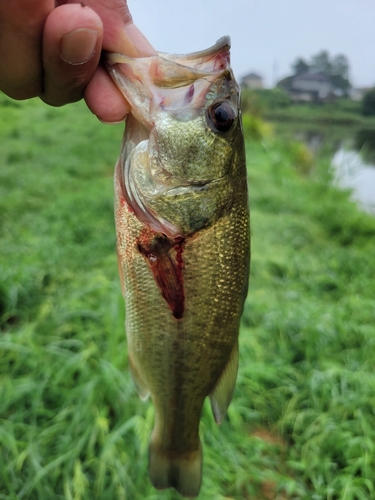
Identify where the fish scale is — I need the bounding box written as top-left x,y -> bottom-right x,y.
107,36 -> 250,497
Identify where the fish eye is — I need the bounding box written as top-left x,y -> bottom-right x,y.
207,101 -> 236,133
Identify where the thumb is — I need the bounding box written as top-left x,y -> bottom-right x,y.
61,0 -> 155,56
41,3 -> 103,106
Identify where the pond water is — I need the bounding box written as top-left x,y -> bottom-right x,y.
271,123 -> 375,215
332,148 -> 375,214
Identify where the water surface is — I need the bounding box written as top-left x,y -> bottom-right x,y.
332,149 -> 375,214
271,122 -> 375,215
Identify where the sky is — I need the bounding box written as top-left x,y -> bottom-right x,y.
129,0 -> 375,88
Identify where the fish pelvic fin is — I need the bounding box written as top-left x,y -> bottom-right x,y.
128,355 -> 150,401
209,341 -> 239,424
148,441 -> 202,498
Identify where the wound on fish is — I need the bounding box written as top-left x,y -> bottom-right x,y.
137,233 -> 185,319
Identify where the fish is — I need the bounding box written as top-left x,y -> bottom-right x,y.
105,36 -> 250,498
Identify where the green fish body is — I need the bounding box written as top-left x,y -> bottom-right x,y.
106,37 -> 250,498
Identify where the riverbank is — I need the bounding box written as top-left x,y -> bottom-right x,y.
1,95 -> 375,498
264,105 -> 375,126
242,88 -> 375,127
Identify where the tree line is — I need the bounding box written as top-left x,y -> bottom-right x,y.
278,50 -> 351,96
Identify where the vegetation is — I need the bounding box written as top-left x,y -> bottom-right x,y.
241,88 -> 292,116
241,88 -> 375,128
1,93 -> 375,499
361,88 -> 375,116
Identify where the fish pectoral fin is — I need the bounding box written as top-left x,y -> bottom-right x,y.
128,356 -> 150,401
209,341 -> 239,424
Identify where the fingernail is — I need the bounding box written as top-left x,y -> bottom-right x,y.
98,117 -> 126,125
61,28 -> 98,65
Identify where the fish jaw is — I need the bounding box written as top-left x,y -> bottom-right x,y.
106,38 -> 242,238
105,36 -> 231,122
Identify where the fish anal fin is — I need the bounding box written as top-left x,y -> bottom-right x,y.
209,341 -> 239,424
149,439 -> 202,498
128,355 -> 150,401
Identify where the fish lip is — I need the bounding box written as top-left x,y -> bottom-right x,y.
104,36 -> 231,67
152,36 -> 230,63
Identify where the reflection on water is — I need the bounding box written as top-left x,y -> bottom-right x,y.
271,122 -> 375,215
332,149 -> 375,214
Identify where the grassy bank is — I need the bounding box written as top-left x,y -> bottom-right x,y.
264,105 -> 375,126
1,95 -> 375,499
242,88 -> 375,127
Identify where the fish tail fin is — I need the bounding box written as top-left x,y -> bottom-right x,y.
148,439 -> 202,498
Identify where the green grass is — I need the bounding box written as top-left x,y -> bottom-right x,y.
1,93 -> 375,499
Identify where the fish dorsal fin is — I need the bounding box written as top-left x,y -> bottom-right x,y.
209,341 -> 239,424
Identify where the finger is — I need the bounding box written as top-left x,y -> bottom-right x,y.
61,0 -> 156,56
0,0 -> 54,99
84,65 -> 130,123
41,4 -> 103,106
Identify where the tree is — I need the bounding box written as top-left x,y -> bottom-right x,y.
332,54 -> 349,80
330,74 -> 351,96
330,54 -> 351,95
361,88 -> 375,116
296,50 -> 351,96
310,50 -> 332,74
277,75 -> 293,91
292,57 -> 309,75
280,50 -> 352,95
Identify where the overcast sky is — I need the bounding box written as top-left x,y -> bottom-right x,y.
129,0 -> 375,88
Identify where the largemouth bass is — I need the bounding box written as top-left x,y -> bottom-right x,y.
106,36 -> 250,498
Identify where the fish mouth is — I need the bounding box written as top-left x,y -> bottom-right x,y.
105,36 -> 231,83
105,37 -> 232,125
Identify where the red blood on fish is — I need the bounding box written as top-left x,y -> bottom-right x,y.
137,230 -> 185,319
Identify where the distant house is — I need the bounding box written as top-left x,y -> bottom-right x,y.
241,72 -> 264,89
289,72 -> 334,102
350,87 -> 372,101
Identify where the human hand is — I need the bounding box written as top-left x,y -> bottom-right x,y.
0,0 -> 156,122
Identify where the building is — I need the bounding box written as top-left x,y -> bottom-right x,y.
241,72 -> 264,89
350,87 -> 372,102
289,72 -> 334,102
